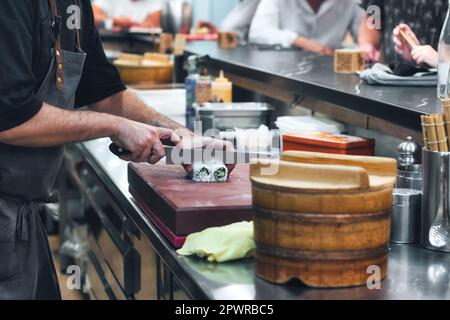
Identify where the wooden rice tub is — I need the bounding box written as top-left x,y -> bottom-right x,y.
250,151 -> 397,288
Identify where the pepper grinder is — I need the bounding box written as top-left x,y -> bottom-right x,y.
397,136 -> 418,168
396,137 -> 422,191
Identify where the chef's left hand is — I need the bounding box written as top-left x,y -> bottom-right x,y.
173,134 -> 236,176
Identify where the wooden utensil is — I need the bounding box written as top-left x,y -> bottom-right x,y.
128,163 -> 253,237
399,29 -> 418,48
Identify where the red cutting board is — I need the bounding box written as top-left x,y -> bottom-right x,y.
128,163 -> 254,236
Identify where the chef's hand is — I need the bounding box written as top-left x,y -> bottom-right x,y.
393,24 -> 421,62
175,134 -> 236,176
294,37 -> 334,55
410,45 -> 438,68
359,43 -> 381,62
112,118 -> 181,164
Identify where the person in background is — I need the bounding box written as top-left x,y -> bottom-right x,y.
358,0 -> 447,65
392,24 -> 438,68
92,0 -> 163,29
197,0 -> 261,41
248,0 -> 365,54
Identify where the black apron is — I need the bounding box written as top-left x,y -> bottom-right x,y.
0,0 -> 86,300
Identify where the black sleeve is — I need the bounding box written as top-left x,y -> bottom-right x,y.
0,1 -> 43,132
75,0 -> 126,108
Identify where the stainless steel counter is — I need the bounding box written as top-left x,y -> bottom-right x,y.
80,138 -> 450,300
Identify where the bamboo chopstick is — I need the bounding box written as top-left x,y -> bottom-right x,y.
399,30 -> 418,48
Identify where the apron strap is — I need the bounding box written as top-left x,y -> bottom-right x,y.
74,0 -> 82,50
49,0 -> 64,90
16,202 -> 44,241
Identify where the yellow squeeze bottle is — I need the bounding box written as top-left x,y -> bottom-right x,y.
211,71 -> 232,103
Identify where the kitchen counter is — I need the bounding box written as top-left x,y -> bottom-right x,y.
79,138 -> 450,300
185,42 -> 440,133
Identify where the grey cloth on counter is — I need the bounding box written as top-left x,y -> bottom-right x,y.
358,63 -> 437,87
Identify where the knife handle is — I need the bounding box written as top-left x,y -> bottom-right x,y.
109,143 -> 132,157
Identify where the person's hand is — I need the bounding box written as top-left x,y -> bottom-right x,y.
196,20 -> 218,34
113,17 -> 142,30
393,23 -> 420,62
359,43 -> 381,62
112,118 -> 180,164
174,134 -> 236,176
142,11 -> 162,28
410,45 -> 438,68
294,37 -> 334,55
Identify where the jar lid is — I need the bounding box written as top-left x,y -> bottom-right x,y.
393,188 -> 422,205
398,136 -> 418,155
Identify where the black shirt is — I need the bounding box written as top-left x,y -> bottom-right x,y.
0,0 -> 126,132
360,0 -> 448,63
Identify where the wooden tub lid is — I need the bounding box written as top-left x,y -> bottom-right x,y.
250,159 -> 370,192
251,157 -> 395,193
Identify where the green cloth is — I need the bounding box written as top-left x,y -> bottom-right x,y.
177,221 -> 255,263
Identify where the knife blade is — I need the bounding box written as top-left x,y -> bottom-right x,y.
109,143 -> 279,164
164,145 -> 279,165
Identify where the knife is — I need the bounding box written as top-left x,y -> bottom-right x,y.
109,143 -> 279,164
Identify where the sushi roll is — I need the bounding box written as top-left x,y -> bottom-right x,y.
191,163 -> 212,183
211,161 -> 229,183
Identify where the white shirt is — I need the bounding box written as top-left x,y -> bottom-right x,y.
220,0 -> 261,40
93,0 -> 163,23
249,0 -> 365,48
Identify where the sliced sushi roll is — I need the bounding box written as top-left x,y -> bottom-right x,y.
211,161 -> 229,183
191,163 -> 212,183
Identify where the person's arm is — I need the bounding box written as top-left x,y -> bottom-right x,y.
358,16 -> 382,61
358,0 -> 383,61
0,103 -> 178,164
89,89 -> 192,136
248,0 -> 298,48
92,4 -> 108,27
142,10 -> 162,28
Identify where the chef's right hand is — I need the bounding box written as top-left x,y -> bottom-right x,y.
111,118 -> 180,164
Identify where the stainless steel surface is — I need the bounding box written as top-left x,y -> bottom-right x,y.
161,0 -> 193,35
422,149 -> 450,252
397,164 -> 423,191
79,138 -> 450,300
391,189 -> 422,244
195,103 -> 273,132
429,154 -> 450,249
164,145 -> 279,165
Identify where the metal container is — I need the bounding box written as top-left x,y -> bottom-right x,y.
421,149 -> 450,252
391,188 -> 422,244
397,164 -> 423,191
195,103 -> 273,133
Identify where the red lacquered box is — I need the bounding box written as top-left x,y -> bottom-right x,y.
283,132 -> 376,156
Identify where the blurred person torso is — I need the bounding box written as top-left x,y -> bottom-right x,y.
250,0 -> 365,49
220,0 -> 261,40
93,0 -> 163,23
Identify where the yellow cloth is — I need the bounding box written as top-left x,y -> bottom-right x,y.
177,221 -> 255,263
